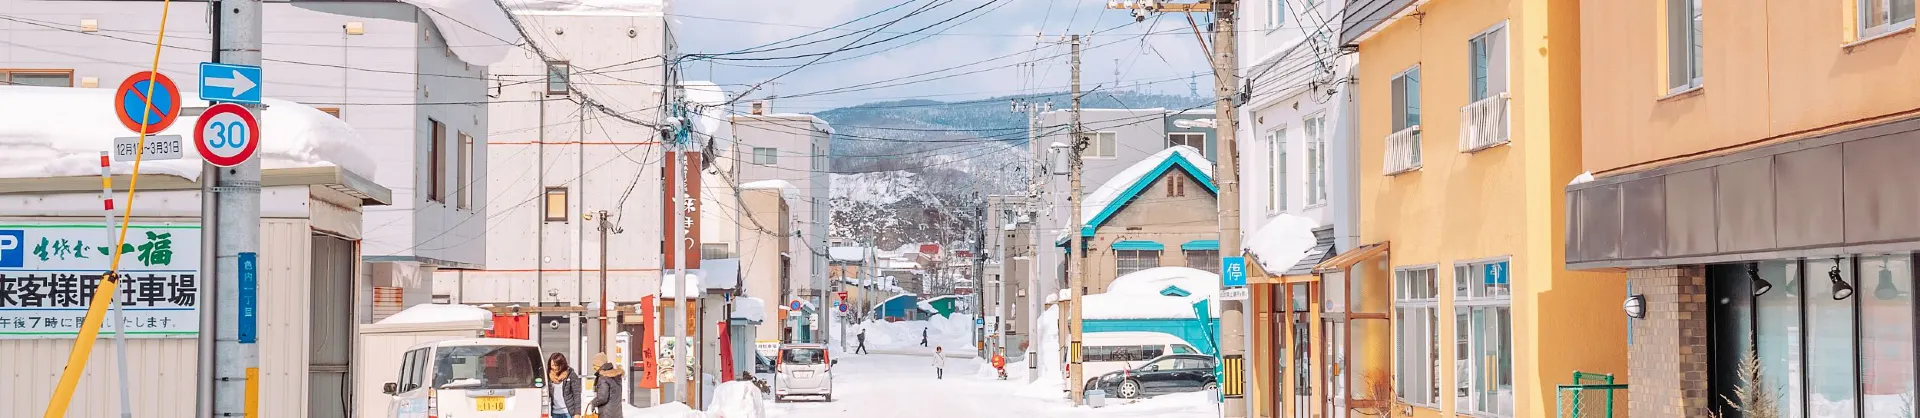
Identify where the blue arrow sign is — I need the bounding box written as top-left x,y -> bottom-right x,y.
198,62 -> 262,104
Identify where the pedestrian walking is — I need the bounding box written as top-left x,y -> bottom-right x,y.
855,329 -> 869,354
547,353 -> 582,418
931,346 -> 947,379
990,351 -> 1007,380
589,358 -> 625,418
920,327 -> 929,347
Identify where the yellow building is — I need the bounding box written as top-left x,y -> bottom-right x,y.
1337,0 -> 1625,417
1567,1 -> 1920,416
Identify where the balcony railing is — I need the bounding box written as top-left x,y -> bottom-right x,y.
1384,126 -> 1423,175
1458,92 -> 1511,153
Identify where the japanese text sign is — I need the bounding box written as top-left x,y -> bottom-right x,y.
0,223 -> 200,338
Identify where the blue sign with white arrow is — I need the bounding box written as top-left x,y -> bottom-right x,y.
198,62 -> 261,104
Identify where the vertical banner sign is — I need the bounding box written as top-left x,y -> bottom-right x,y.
1222,256 -> 1248,287
0,223 -> 201,338
237,252 -> 258,343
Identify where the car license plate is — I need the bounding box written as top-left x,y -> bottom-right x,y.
475,397 -> 505,411
795,371 -> 813,379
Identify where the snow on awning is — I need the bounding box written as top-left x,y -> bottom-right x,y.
702,259 -> 740,290
377,303 -> 492,325
1245,214 -> 1319,273
0,86 -> 376,182
732,296 -> 766,323
658,269 -> 706,299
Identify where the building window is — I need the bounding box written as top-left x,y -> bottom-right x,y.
1666,0 -> 1703,92
1267,0 -> 1285,30
1165,174 -> 1188,197
457,132 -> 474,210
1185,250 -> 1220,274
1269,128 -> 1287,213
1304,115 -> 1327,206
1469,25 -> 1509,102
428,119 -> 446,203
1394,267 -> 1439,407
1392,67 -> 1422,132
1861,0 -> 1916,38
1087,132 -> 1117,158
1453,260 -> 1513,416
543,187 -> 568,222
1168,131 -> 1214,160
2,70 -> 74,87
1706,257 -> 1918,418
545,61 -> 570,96
753,147 -> 778,165
1116,250 -> 1161,276
702,243 -> 731,259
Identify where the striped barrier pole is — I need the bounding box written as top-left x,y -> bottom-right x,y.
100,152 -> 134,418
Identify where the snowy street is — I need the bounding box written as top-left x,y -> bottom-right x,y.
762,353 -> 1219,418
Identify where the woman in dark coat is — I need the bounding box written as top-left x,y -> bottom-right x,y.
547,353 -> 582,418
589,361 -> 625,418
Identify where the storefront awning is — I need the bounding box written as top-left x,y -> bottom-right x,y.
1111,240 -> 1165,251
1181,239 -> 1220,251
1312,242 -> 1389,274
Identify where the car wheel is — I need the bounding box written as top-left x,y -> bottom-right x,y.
824,394 -> 833,402
1119,379 -> 1142,399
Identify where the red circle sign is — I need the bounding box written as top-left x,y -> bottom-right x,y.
194,103 -> 260,167
115,71 -> 183,135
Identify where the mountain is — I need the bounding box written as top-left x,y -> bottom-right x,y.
815,91 -> 1207,248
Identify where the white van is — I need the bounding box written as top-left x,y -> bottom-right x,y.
384,338 -> 548,418
1077,332 -> 1204,387
773,343 -> 838,402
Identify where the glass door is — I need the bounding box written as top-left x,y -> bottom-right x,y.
1326,322 -> 1347,418
1293,311 -> 1313,418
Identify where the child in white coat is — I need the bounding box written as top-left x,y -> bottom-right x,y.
932,346 -> 947,379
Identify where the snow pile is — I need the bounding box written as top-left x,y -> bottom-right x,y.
732,297 -> 766,323
705,381 -> 766,418
1081,146 -> 1212,225
376,303 -> 491,324
1570,171 -> 1595,186
659,270 -> 707,299
1077,391 -> 1219,416
1245,213 -> 1319,272
1104,267 -> 1219,302
703,259 -> 740,290
916,300 -> 938,315
625,401 -> 703,418
852,315 -> 977,357
739,180 -> 799,200
396,0 -> 520,65
0,87 -> 377,181
827,246 -> 868,262
829,171 -> 918,205
1030,306 -> 1063,386
510,0 -> 662,14
1081,293 -> 1198,320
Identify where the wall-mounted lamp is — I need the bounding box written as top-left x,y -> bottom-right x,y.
1623,294 -> 1646,319
1829,257 -> 1855,301
1748,263 -> 1772,297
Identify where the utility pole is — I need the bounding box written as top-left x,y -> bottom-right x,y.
1110,2 -> 1246,415
667,94 -> 691,405
597,209 -> 612,363
1065,33 -> 1088,406
212,0 -> 264,416
970,202 -> 987,356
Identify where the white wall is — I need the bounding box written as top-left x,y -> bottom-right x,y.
730,115 -> 831,296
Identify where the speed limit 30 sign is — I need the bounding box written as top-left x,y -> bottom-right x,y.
194,103 -> 259,167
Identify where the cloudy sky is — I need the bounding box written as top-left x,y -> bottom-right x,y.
669,0 -> 1215,112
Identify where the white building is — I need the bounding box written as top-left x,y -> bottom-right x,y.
728,112 -> 832,309
1237,0 -> 1359,261
446,2 -> 677,361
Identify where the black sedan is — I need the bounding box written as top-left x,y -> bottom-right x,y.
1083,354 -> 1219,399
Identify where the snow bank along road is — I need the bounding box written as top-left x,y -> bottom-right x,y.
767,353 -> 1216,418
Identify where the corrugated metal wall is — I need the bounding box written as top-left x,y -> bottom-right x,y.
0,218 -> 314,418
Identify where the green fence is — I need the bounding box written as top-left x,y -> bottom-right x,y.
1555,372 -> 1626,418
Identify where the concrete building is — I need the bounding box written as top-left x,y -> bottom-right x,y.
0,0 -> 509,315
1233,0 -> 1363,415
1336,0 -> 1625,417
1052,147 -> 1220,295
444,4 -> 674,365
735,184 -> 791,350
729,113 -> 833,315
1565,1 -> 1920,416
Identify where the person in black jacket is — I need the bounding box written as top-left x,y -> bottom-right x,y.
546,353 -> 582,418
590,361 -> 625,418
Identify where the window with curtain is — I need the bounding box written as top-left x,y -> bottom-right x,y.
1089,132 -> 1118,158
1395,267 -> 1439,406
1454,260 -> 1513,416
1117,250 -> 1161,276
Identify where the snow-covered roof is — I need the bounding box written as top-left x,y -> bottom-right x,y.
507,0 -> 663,15
733,113 -> 835,135
731,296 -> 766,322
1082,293 -> 1198,320
658,269 -> 706,299
916,300 -> 937,313
1246,214 -> 1319,272
701,259 -> 740,290
828,246 -> 869,262
1104,266 -> 1220,303
0,86 -> 377,181
377,303 -> 492,325
398,0 -> 522,65
1058,145 -> 1215,241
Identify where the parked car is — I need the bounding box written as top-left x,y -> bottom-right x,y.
383,338 -> 548,418
1083,354 -> 1218,399
773,343 -> 837,402
1076,332 -> 1206,388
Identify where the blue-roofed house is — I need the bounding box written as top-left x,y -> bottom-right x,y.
1055,145 -> 1222,294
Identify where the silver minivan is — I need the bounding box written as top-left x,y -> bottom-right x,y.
384,338 -> 548,418
772,343 -> 837,402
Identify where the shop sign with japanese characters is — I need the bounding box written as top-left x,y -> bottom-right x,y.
0,223 -> 200,338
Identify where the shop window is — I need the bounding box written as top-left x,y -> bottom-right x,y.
1453,260 -> 1513,416
1394,267 -> 1439,407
